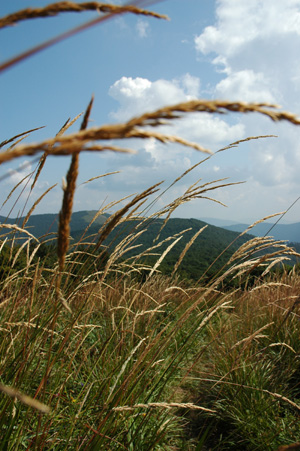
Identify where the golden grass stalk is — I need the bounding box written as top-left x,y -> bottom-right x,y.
232,238 -> 299,269
261,256 -> 291,276
95,182 -> 162,250
0,1 -> 166,73
21,184 -> 57,228
276,443 -> 300,451
27,243 -> 42,268
0,383 -> 50,414
4,101 -> 300,165
0,224 -> 39,242
0,142 -> 134,164
0,126 -> 44,150
112,402 -> 216,412
154,178 -> 242,241
31,114 -> 83,191
268,342 -> 296,353
148,236 -> 182,277
229,323 -> 274,350
8,135 -> 30,150
57,98 -> 93,273
239,212 -> 286,237
4,321 -> 63,338
1,172 -> 33,210
11,239 -> 30,268
108,337 -> 147,402
169,157 -> 211,187
127,100 -> 300,126
197,378 -> 300,413
57,153 -> 79,272
0,2 -> 168,28
0,237 -> 8,255
226,234 -> 288,266
134,304 -> 166,317
80,171 -> 120,185
249,282 -> 291,292
217,134 -> 277,153
245,249 -> 298,274
196,301 -> 233,331
172,225 -> 207,276
130,228 -> 191,264
102,229 -> 146,271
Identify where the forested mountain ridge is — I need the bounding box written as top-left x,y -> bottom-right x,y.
0,210 -> 110,238
2,211 -> 299,280
0,211 -> 253,280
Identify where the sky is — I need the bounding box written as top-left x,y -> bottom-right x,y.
1,0 -> 300,225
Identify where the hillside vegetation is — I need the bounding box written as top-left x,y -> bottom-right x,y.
1,2 -> 300,450
1,212 -> 255,281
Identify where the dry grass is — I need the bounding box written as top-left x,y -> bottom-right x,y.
0,0 -> 167,73
2,100 -> 300,165
0,383 -> 51,414
57,97 -> 93,273
0,1 -> 168,29
112,402 -> 216,412
0,126 -> 45,150
2,2 -> 300,449
172,225 -> 207,276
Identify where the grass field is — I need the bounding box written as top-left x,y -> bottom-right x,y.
1,2 -> 300,450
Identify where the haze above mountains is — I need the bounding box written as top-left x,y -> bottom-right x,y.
201,217 -> 300,243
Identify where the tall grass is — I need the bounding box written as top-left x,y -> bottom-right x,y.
1,2 -> 300,450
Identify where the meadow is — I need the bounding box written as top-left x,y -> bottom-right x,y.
1,2 -> 300,450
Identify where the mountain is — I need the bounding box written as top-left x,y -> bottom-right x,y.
0,210 -> 110,239
2,211 -> 298,281
98,217 -> 252,280
223,222 -> 300,243
200,217 -> 242,228
0,211 -> 254,280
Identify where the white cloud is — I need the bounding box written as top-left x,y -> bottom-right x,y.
109,74 -> 244,147
136,19 -> 150,38
173,113 -> 244,146
70,2 -> 300,224
99,72 -> 248,217
195,0 -> 300,58
181,73 -> 201,98
193,0 -> 300,222
195,0 -> 300,105
7,160 -> 32,186
215,69 -> 275,103
104,72 -> 246,211
109,74 -> 201,121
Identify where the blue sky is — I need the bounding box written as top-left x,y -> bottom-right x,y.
1,1 -> 300,224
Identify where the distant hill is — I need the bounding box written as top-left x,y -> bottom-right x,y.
72,216 -> 254,280
223,222 -> 300,243
200,217 -> 242,228
0,210 -> 110,240
0,211 -> 253,280
2,211 -> 299,280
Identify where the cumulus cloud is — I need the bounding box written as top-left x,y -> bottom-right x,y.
193,0 -> 300,221
109,74 -> 244,146
195,0 -> 300,58
82,1 -> 300,223
195,0 -> 300,106
109,74 -> 201,121
215,70 -> 275,103
105,73 -> 246,203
